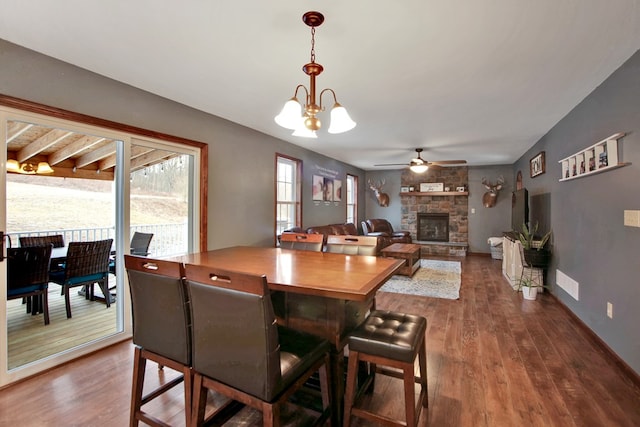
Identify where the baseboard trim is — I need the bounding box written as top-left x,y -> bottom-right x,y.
549,292 -> 640,390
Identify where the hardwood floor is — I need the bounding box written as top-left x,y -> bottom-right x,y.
1,255 -> 639,426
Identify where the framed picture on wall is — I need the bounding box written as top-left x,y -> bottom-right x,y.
530,151 -> 545,178
323,178 -> 334,202
312,175 -> 324,201
333,179 -> 342,201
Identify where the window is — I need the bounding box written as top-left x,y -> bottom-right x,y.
346,174 -> 358,224
276,155 -> 301,237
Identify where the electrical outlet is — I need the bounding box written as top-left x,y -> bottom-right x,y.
607,302 -> 613,319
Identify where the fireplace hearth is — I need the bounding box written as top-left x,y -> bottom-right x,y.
418,213 -> 449,242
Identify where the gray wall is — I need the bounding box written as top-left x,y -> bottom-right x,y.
364,170 -> 403,231
0,39 -> 367,248
468,165 -> 513,253
514,49 -> 640,375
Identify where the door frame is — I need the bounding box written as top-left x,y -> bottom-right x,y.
0,95 -> 208,387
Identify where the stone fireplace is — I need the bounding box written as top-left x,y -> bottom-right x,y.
400,167 -> 468,256
418,213 -> 449,242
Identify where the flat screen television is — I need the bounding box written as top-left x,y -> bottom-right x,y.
511,188 -> 529,232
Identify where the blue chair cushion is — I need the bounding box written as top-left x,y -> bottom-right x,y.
50,271 -> 106,285
8,284 -> 47,297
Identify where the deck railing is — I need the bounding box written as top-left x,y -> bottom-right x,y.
8,223 -> 188,258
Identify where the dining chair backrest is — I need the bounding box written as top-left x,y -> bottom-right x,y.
7,245 -> 52,296
19,234 -> 65,248
63,239 -> 113,280
279,232 -> 324,252
185,263 -> 281,400
130,232 -> 154,256
125,255 -> 190,365
326,235 -> 378,256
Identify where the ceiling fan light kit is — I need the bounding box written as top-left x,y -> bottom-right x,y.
374,148 -> 467,173
274,11 -> 356,138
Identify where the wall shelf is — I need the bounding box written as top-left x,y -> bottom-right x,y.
400,191 -> 468,196
559,132 -> 630,181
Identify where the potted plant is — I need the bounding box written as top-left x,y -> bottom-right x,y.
517,222 -> 552,268
516,274 -> 547,300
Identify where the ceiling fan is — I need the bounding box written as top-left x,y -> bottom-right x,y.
374,148 -> 467,173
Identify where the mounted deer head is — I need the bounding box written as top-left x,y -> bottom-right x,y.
368,179 -> 390,207
481,176 -> 504,208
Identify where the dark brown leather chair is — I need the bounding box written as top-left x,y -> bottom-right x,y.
279,232 -> 324,252
124,255 -> 192,427
7,245 -> 53,325
326,235 -> 379,256
185,264 -> 333,427
362,219 -> 412,244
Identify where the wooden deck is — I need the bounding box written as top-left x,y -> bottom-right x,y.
7,282 -> 118,369
1,255 -> 639,426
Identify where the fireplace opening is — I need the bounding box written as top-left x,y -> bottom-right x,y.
418,213 -> 449,242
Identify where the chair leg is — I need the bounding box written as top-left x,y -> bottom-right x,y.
403,363 -> 416,427
418,338 -> 428,408
183,367 -> 193,427
343,350 -> 360,427
97,279 -> 111,308
64,286 -> 73,318
42,290 -> 50,325
130,347 -> 146,427
191,374 -> 207,427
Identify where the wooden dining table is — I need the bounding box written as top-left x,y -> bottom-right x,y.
166,245 -> 404,426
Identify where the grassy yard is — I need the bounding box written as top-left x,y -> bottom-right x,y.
6,175 -> 187,233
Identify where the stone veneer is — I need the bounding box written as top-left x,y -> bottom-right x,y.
400,167 -> 468,256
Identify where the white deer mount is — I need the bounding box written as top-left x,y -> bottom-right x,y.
481,176 -> 505,208
368,179 -> 389,207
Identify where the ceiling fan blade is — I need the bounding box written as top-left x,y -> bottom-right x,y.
374,163 -> 410,167
429,160 -> 467,165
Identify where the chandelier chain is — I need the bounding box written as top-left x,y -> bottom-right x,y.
310,26 -> 316,63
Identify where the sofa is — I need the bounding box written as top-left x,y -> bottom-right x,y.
283,222 -> 391,255
361,219 -> 412,245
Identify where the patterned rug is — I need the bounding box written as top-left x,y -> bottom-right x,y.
380,259 -> 461,300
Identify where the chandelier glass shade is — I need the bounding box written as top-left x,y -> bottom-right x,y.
7,159 -> 54,175
274,11 -> 356,138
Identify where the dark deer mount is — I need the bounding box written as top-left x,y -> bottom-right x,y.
368,179 -> 389,207
481,176 -> 504,208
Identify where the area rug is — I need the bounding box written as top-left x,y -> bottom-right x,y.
380,259 -> 461,300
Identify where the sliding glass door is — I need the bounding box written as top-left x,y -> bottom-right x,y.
0,107 -> 200,386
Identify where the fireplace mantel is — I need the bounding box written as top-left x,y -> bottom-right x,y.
400,191 -> 468,196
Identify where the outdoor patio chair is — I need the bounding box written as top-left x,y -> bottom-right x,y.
49,239 -> 113,318
109,232 -> 153,275
20,234 -> 65,272
7,245 -> 53,325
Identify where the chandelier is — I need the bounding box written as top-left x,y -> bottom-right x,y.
7,159 -> 54,175
274,11 -> 356,138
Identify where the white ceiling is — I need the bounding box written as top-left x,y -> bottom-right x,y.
1,1 -> 639,170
